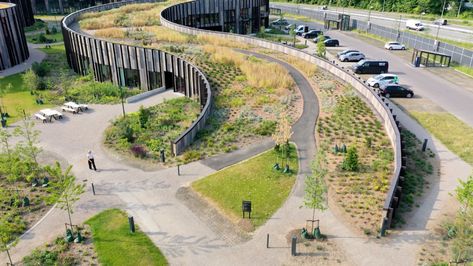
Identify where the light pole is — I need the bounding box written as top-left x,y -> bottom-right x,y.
119,85 -> 126,117
368,6 -> 373,23
458,0 -> 464,17
435,0 -> 447,40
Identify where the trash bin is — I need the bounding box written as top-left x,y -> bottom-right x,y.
1,119 -> 6,128
414,56 -> 421,67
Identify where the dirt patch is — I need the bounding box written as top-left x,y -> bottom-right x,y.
283,229 -> 350,266
175,186 -> 251,245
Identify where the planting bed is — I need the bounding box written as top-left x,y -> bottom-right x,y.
78,2 -> 302,163
313,71 -> 395,235
104,97 -> 201,163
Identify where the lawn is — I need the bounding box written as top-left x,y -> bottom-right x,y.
411,111 -> 473,166
27,32 -> 64,44
86,209 -> 168,266
192,145 -> 298,229
0,73 -> 53,123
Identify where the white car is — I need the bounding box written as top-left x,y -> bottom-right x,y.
339,52 -> 365,62
406,19 -> 424,31
384,41 -> 406,50
366,74 -> 399,88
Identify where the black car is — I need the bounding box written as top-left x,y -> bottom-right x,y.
379,85 -> 414,98
302,30 -> 323,39
313,35 -> 331,43
324,39 -> 339,47
352,60 -> 389,74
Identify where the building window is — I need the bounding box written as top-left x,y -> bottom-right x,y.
148,71 -> 162,90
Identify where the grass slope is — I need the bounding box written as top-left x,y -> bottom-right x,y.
411,111 -> 473,165
192,145 -> 298,229
86,209 -> 168,266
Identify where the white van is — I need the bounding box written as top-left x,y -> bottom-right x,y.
406,20 -> 424,31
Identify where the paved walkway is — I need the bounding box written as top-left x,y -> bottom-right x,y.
0,45 -> 46,77
1,50 -> 471,265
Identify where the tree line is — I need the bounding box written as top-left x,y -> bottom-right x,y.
285,0 -> 472,16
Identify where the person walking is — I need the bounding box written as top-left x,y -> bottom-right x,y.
87,150 -> 97,171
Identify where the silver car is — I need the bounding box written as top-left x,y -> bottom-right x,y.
339,52 -> 365,62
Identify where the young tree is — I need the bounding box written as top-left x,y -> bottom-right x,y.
303,148 -> 328,228
45,162 -> 85,233
14,110 -> 41,166
289,24 -> 296,47
59,69 -> 72,100
272,111 -> 293,169
317,36 -> 326,58
0,209 -> 21,265
342,146 -> 359,171
22,69 -> 39,94
451,175 -> 473,263
456,175 -> 473,210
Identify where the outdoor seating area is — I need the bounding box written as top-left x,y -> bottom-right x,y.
35,102 -> 89,123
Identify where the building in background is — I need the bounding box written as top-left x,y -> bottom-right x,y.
0,2 -> 29,70
6,0 -> 34,26
162,0 -> 269,34
30,0 -> 122,14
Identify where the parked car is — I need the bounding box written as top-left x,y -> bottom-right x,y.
324,39 -> 339,47
313,35 -> 331,43
433,18 -> 447,25
406,19 -> 424,31
339,52 -> 365,62
352,60 -> 389,74
384,41 -> 406,50
285,24 -> 294,31
366,74 -> 399,88
302,30 -> 323,39
379,85 -> 414,98
337,49 -> 359,58
295,25 -> 309,36
320,5 -> 328,10
271,18 -> 289,26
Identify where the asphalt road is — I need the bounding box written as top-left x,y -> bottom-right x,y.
272,3 -> 473,44
285,18 -> 473,127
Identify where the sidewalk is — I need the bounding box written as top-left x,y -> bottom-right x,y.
0,45 -> 46,77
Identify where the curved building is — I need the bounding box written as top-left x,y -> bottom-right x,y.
161,0 -> 269,34
62,0 -> 211,155
0,3 -> 29,71
7,0 -> 35,27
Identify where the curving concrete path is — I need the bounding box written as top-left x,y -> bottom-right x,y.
1,48 -> 469,265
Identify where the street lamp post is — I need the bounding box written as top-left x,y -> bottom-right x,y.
119,85 -> 126,117
435,0 -> 447,40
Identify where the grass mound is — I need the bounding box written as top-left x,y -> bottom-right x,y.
192,145 -> 298,229
86,209 -> 167,266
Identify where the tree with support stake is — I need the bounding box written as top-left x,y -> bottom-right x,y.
302,148 -> 328,239
45,162 -> 85,235
272,111 -> 293,172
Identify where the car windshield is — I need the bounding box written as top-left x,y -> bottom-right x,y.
356,60 -> 366,66
373,74 -> 383,80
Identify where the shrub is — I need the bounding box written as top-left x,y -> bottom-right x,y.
51,26 -> 58,34
254,120 -> 277,136
32,62 -> 51,77
130,144 -> 147,158
182,150 -> 202,162
23,249 -> 59,265
341,146 -> 359,171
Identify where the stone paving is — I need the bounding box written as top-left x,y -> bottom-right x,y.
0,50 -> 471,266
